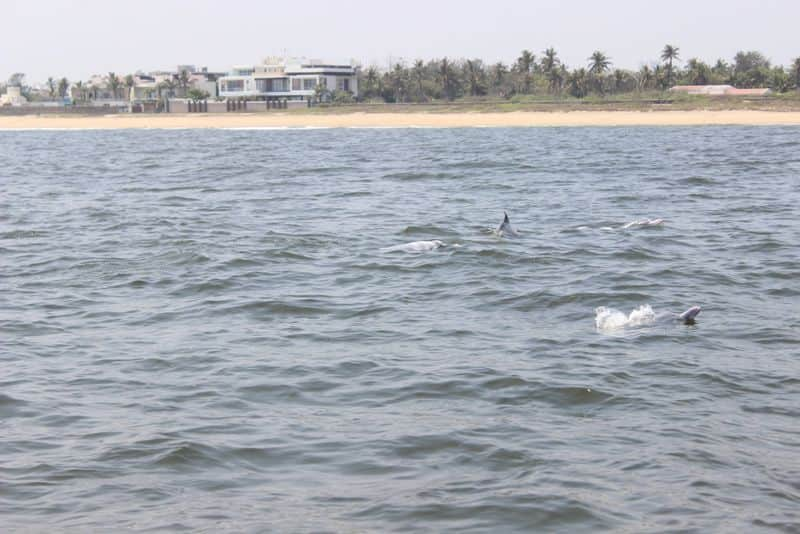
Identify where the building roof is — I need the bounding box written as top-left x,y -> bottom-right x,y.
724,88 -> 772,96
669,84 -> 771,96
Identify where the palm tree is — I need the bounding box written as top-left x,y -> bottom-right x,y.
515,49 -> 536,94
588,51 -> 611,94
159,78 -> 177,99
314,82 -> 330,103
661,45 -> 680,88
412,59 -> 426,101
612,70 -> 627,94
685,58 -> 711,85
465,59 -> 486,96
491,62 -> 508,93
47,77 -> 56,99
107,72 -> 121,100
712,59 -> 731,84
439,57 -> 455,100
588,51 -> 611,76
793,57 -> 800,90
568,68 -> 589,98
516,49 -> 535,73
637,65 -> 654,91
653,65 -> 666,89
391,63 -> 407,102
58,77 -> 69,98
178,70 -> 191,96
541,47 -> 558,74
541,47 -> 561,94
557,64 -> 569,95
363,67 -> 379,99
124,74 -> 135,101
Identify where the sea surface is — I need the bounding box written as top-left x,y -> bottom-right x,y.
1,126 -> 799,532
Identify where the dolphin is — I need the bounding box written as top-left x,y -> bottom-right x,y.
495,211 -> 519,237
595,304 -> 701,331
677,305 -> 701,325
381,240 -> 445,253
622,218 -> 664,229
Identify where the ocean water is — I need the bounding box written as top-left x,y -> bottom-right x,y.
1,126 -> 798,532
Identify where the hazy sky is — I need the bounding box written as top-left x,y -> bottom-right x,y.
3,0 -> 798,83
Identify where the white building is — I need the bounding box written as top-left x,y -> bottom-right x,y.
669,85 -> 772,96
0,86 -> 28,106
218,58 -> 358,100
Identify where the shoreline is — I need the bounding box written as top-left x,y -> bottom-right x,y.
2,110 -> 800,129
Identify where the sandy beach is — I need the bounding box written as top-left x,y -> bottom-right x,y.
2,110 -> 800,129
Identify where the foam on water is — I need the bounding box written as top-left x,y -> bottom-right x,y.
595,304 -> 658,331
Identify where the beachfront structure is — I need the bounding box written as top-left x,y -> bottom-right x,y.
217,58 -> 358,101
669,85 -> 772,96
0,86 -> 28,106
131,67 -> 222,103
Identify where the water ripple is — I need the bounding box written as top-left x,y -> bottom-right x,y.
2,126 -> 799,532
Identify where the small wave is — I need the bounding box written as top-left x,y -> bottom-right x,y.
0,393 -> 26,408
678,176 -> 718,186
383,171 -> 453,181
0,229 -> 49,240
595,304 -> 657,331
401,224 -> 457,236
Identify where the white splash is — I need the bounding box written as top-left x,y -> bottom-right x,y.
381,240 -> 445,253
622,218 -> 664,229
595,304 -> 657,331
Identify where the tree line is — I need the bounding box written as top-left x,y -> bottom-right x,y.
4,46 -> 799,104
2,69 -> 207,103
357,46 -> 800,102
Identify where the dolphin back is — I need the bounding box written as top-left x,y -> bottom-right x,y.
497,211 -> 518,237
678,306 -> 701,323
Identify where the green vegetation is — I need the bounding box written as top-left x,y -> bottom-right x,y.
107,72 -> 121,100
4,45 -> 799,112
187,88 -> 210,101
356,46 -> 800,105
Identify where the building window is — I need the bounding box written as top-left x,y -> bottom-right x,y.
257,79 -> 288,92
303,78 -> 317,90
337,78 -> 350,92
292,79 -> 301,91
224,80 -> 244,92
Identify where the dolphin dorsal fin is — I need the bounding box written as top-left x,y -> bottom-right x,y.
503,211 -> 510,224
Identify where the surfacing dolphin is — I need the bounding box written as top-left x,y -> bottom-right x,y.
495,211 -> 520,238
381,240 -> 446,253
677,305 -> 701,325
595,304 -> 701,331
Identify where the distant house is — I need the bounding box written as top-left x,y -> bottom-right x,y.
188,69 -> 221,98
147,66 -> 222,100
218,57 -> 358,101
0,86 -> 28,106
129,74 -> 157,100
85,74 -> 124,103
669,85 -> 772,96
124,67 -> 222,112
